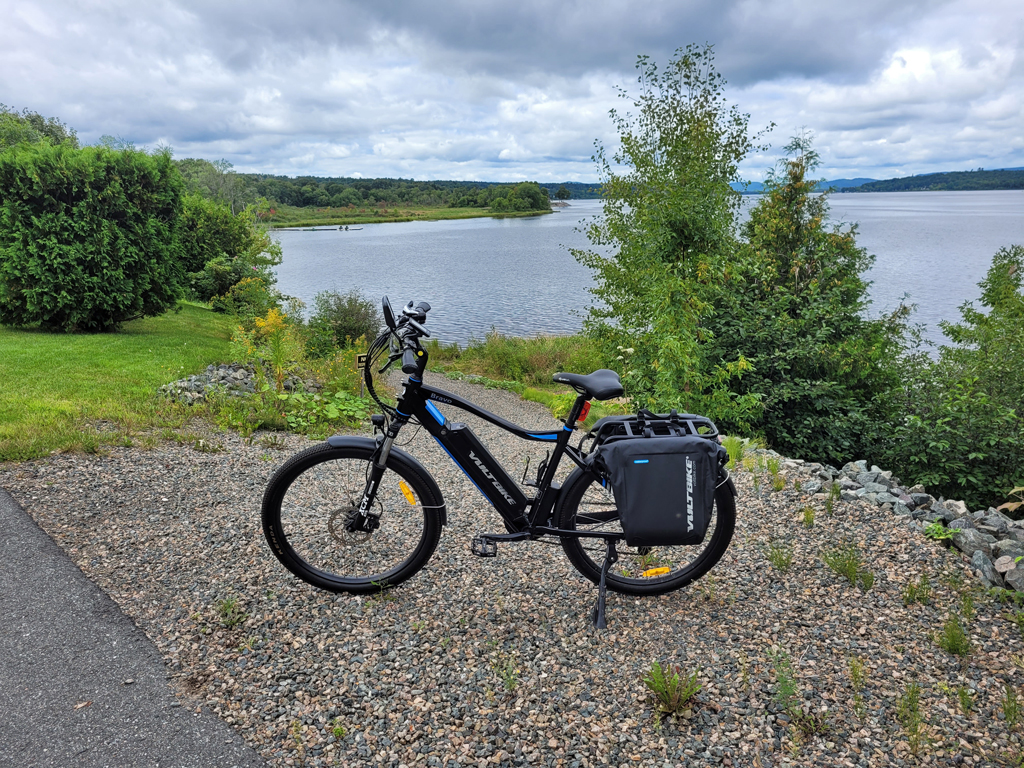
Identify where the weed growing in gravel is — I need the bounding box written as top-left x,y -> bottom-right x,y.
960,592 -> 976,624
848,656 -> 867,719
289,719 -> 304,756
643,662 -> 701,718
793,479 -> 802,492
924,521 -> 954,541
942,569 -> 965,591
766,456 -> 781,477
990,587 -> 1024,607
330,718 -> 346,740
937,614 -> 972,656
366,580 -> 396,608
903,575 -> 933,606
492,652 -> 519,692
772,475 -> 786,492
825,483 -> 841,517
440,637 -> 451,648
822,544 -> 874,591
752,475 -> 762,497
1008,611 -> 1024,638
1005,686 -> 1022,728
216,597 -> 247,628
237,635 -> 261,652
770,648 -> 827,737
721,436 -> 745,468
768,541 -> 794,573
896,682 -> 925,757
193,437 -> 225,453
802,506 -> 815,528
738,651 -> 751,692
742,455 -> 757,473
958,686 -> 975,714
258,433 -> 287,450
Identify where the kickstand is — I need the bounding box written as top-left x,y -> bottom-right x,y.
590,538 -> 619,630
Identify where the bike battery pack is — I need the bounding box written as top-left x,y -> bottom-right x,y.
444,422 -> 527,516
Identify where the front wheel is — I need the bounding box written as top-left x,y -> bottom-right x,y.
556,467 -> 735,596
261,441 -> 444,594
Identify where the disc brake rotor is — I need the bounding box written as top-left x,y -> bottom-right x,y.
328,506 -> 372,546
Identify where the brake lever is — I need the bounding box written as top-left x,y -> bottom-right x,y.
378,353 -> 401,374
405,317 -> 430,337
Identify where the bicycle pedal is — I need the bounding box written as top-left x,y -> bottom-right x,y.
471,536 -> 498,557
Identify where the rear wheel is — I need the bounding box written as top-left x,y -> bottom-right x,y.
262,442 -> 443,594
556,468 -> 735,596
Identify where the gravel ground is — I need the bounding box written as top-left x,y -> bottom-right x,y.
3,371 -> 1024,767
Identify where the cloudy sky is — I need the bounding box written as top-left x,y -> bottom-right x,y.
2,0 -> 1021,182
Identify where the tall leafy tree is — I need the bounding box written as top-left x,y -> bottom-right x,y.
573,44 -> 766,427
0,104 -> 79,150
706,135 -> 907,463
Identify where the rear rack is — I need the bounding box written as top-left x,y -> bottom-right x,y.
580,408 -> 720,455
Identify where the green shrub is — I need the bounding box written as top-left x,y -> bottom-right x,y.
306,289 -> 381,358
0,142 -> 182,331
703,136 -> 909,466
882,245 -> 1024,510
179,193 -> 282,305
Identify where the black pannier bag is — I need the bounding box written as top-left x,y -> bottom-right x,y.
597,431 -> 724,548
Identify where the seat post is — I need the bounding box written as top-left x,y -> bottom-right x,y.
563,393 -> 590,430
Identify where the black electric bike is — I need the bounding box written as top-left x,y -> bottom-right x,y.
262,297 -> 737,626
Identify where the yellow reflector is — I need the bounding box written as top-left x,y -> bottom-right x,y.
398,480 -> 416,505
642,567 -> 671,578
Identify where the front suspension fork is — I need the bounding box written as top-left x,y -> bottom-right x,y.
351,421 -> 402,531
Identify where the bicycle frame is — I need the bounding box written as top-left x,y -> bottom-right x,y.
368,374 -> 593,536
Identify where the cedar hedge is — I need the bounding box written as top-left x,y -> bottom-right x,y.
0,142 -> 183,331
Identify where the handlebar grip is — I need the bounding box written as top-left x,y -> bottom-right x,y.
402,348 -> 420,374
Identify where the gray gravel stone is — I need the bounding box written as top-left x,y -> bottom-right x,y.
1007,568 -> 1024,592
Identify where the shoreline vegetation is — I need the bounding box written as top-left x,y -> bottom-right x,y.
266,203 -> 553,229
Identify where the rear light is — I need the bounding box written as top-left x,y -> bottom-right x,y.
579,402 -> 592,421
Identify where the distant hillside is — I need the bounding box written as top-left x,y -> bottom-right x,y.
731,177 -> 877,194
843,168 -> 1024,193
538,182 -> 603,199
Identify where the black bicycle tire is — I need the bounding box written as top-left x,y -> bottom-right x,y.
261,442 -> 443,594
556,467 -> 735,596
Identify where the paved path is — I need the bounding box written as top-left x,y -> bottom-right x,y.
0,488 -> 267,768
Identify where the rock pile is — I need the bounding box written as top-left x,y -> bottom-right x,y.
776,454 -> 1022,593
159,363 -> 321,404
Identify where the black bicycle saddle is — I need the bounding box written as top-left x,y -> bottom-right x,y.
552,369 -> 624,401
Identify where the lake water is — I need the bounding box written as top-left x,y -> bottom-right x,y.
273,191 -> 1023,346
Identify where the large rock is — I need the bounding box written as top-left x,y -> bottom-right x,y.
910,493 -> 934,509
971,550 -> 1004,588
876,492 -> 899,506
1006,568 -> 1024,592
945,500 -> 969,518
856,471 -> 881,487
977,514 -> 1011,537
860,482 -> 889,495
894,501 -> 914,516
992,540 -> 1024,561
837,477 -> 861,491
802,480 -> 823,495
951,527 -> 997,558
948,517 -> 975,531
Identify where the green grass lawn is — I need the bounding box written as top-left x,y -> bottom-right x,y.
0,303 -> 234,461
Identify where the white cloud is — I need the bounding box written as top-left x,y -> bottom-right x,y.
0,0 -> 1020,181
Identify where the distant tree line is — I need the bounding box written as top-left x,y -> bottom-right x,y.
846,168 -> 1024,193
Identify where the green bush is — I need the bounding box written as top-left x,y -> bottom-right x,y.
305,289 -> 381,358
178,193 -> 282,304
882,244 -> 1024,509
704,136 -> 908,465
0,142 -> 182,331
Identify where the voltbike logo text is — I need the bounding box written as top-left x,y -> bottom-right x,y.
468,451 -> 516,505
685,456 -> 694,532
